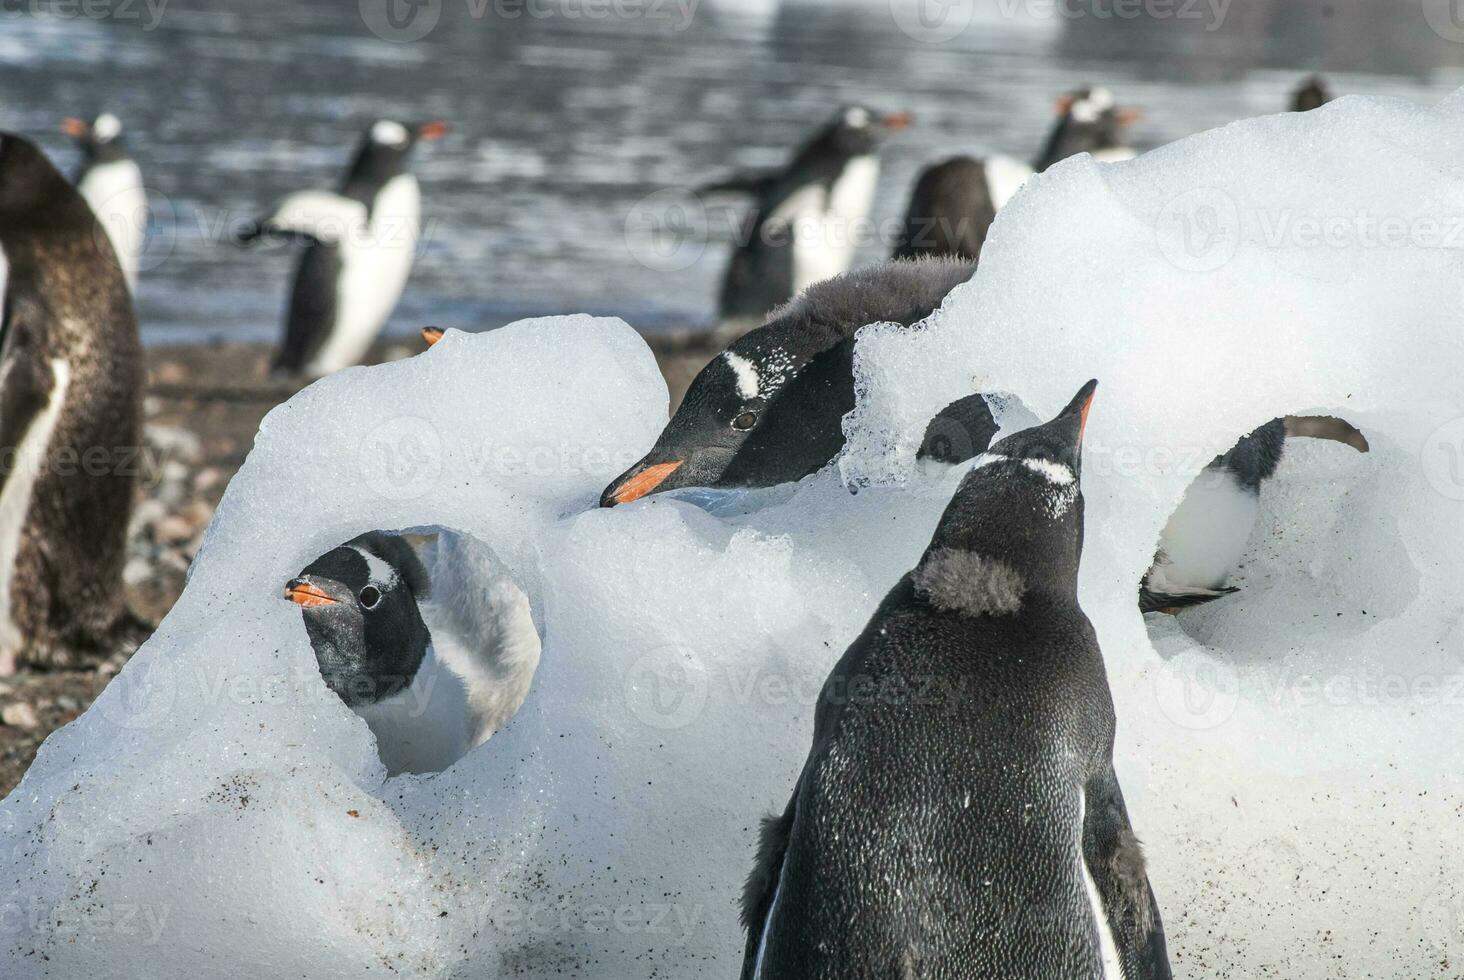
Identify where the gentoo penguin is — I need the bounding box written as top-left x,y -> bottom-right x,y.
710,105 -> 912,327
600,257 -> 975,506
741,381 -> 1172,980
894,88 -> 1140,263
287,531 -> 539,776
0,134 -> 147,670
248,119 -> 447,378
1291,75 -> 1332,112
62,113 -> 145,291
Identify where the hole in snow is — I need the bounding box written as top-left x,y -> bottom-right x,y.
1144,413 -> 1410,662
289,528 -> 542,777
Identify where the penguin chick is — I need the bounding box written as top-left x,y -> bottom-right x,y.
740,381 -> 1172,980
713,104 -> 913,326
600,257 -> 975,506
61,113 -> 145,290
895,87 -> 1140,263
0,133 -> 149,670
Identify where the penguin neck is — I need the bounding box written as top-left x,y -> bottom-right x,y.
917,477 -> 1084,614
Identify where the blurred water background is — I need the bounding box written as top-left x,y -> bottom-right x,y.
3,0 -> 1463,345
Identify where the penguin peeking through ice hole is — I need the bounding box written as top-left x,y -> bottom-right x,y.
284,529 -> 540,776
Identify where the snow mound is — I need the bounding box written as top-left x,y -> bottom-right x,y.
4,91 -> 1464,979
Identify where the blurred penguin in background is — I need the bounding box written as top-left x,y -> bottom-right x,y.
894,87 -> 1140,263
245,119 -> 447,378
1292,75 -> 1332,111
706,105 -> 912,329
62,113 -> 145,291
0,133 -> 149,671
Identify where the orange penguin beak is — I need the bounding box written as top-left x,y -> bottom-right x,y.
285,579 -> 338,608
421,326 -> 445,348
882,111 -> 914,130
1078,386 -> 1096,447
61,117 -> 89,138
603,460 -> 684,506
417,121 -> 448,141
1116,107 -> 1145,126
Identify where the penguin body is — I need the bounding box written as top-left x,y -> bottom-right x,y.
601,257 -> 974,505
63,114 -> 144,291
715,106 -> 911,326
262,119 -> 445,377
0,134 -> 146,669
1139,419 -> 1285,613
895,88 -> 1139,263
288,531 -> 539,776
741,383 -> 1171,980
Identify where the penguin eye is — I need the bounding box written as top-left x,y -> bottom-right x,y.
358,586 -> 382,609
732,411 -> 758,431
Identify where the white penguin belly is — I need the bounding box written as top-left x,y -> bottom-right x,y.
1154,464 -> 1260,591
78,160 -> 145,289
814,153 -> 878,284
422,531 -> 542,746
984,154 -> 1034,211
353,641 -> 471,777
0,358 -> 71,652
307,174 -> 420,375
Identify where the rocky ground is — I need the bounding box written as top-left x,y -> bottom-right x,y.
0,330 -> 721,798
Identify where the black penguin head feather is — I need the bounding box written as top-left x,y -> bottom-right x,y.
1292,75 -> 1332,112
600,258 -> 974,505
339,119 -> 446,203
1033,88 -> 1140,173
286,532 -> 431,707
915,380 -> 1097,614
810,104 -> 913,159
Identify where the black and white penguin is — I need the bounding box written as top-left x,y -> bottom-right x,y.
894,87 -> 1140,263
710,105 -> 912,327
740,381 -> 1172,980
287,531 -> 539,776
1138,415 -> 1366,613
62,113 -> 145,291
248,119 -> 447,378
600,257 -> 975,506
0,133 -> 147,670
1291,75 -> 1332,112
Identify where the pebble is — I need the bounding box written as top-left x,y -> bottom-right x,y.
154,515 -> 196,546
2,702 -> 39,730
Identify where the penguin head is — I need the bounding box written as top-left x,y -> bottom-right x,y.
818,104 -> 913,157
285,533 -> 431,707
600,323 -> 839,506
61,113 -> 128,164
363,118 -> 447,158
1292,75 -> 1331,112
1036,88 -> 1140,171
915,381 -> 1097,612
0,133 -> 78,216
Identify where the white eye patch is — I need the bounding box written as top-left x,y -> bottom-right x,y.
1023,458 -> 1075,486
723,351 -> 760,401
843,106 -> 871,129
93,113 -> 122,142
372,120 -> 409,146
1069,87 -> 1114,124
351,546 -> 400,590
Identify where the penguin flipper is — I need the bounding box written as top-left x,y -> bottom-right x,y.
1083,768 -> 1173,980
699,170 -> 778,198
260,190 -> 368,245
738,794 -> 797,980
272,240 -> 342,377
